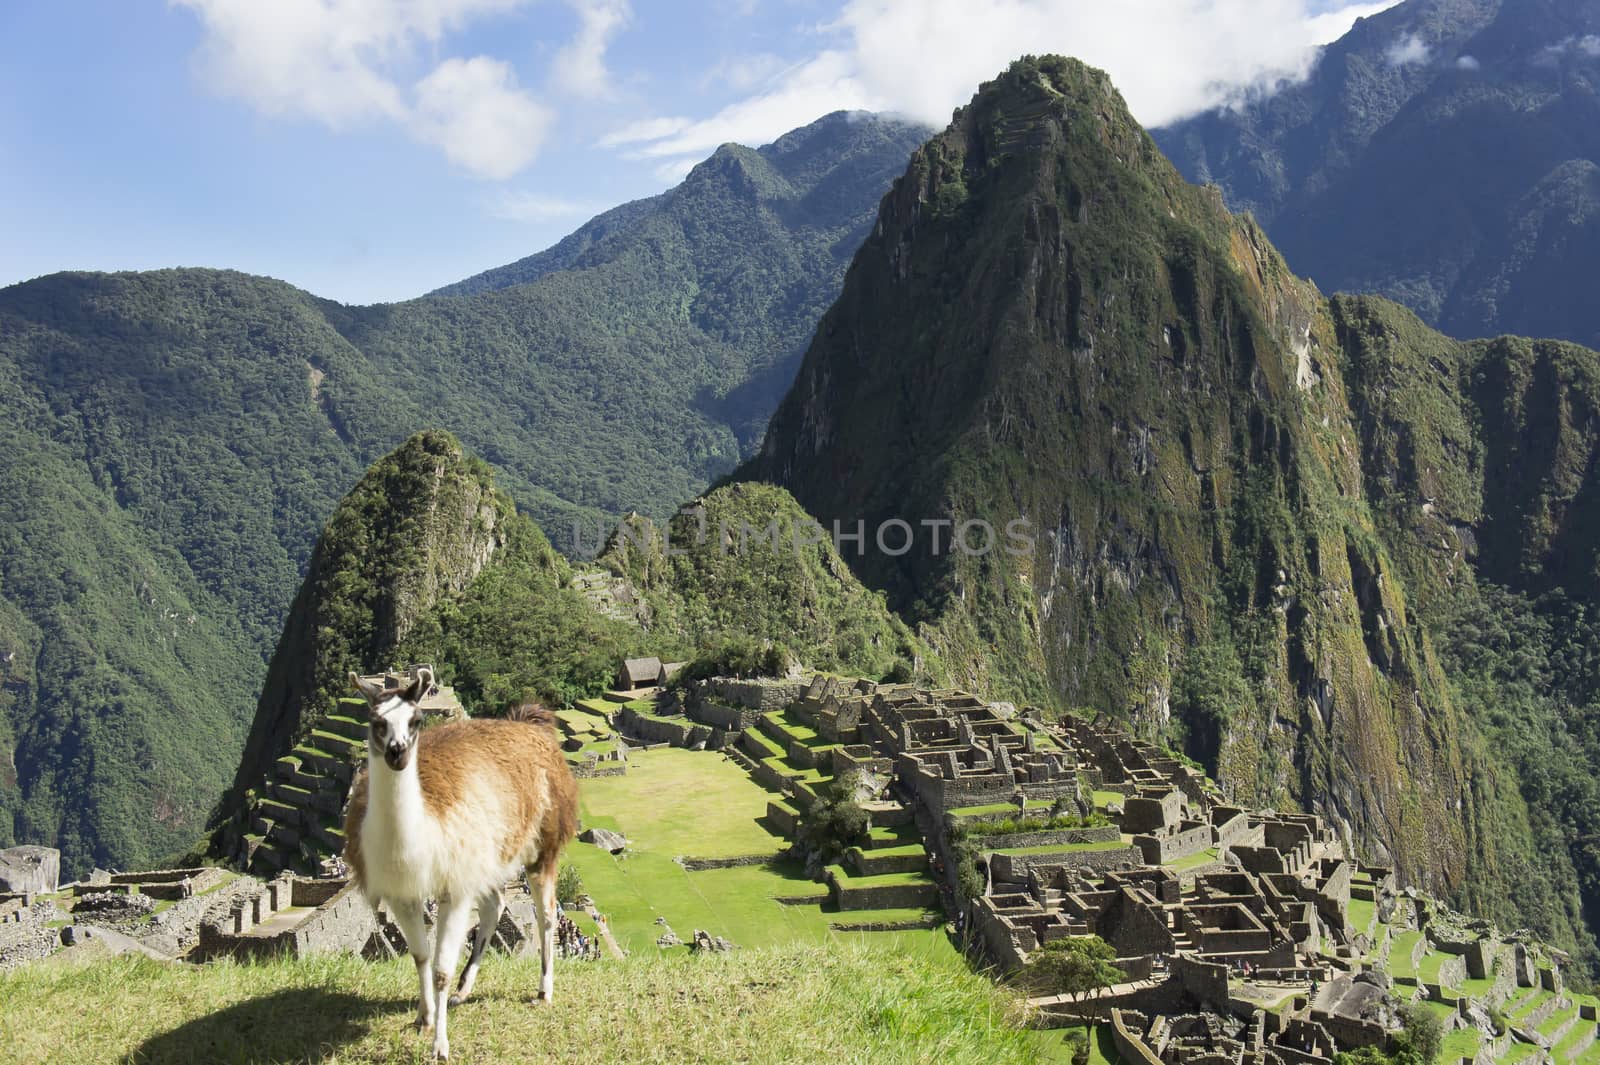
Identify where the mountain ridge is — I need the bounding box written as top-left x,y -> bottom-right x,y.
1154,0 -> 1600,347
740,54 -> 1600,971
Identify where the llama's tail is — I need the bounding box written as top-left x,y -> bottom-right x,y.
506,699 -> 559,729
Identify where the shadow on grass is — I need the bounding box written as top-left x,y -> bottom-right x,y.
127,987 -> 408,1064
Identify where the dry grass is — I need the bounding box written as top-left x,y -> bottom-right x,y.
0,940 -> 1041,1065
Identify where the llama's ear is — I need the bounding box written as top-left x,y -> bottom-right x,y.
350,672 -> 386,704
404,667 -> 434,704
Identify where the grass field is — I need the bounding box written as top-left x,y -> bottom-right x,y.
1169,848 -> 1220,872
0,942 -> 1044,1065
565,746 -> 945,953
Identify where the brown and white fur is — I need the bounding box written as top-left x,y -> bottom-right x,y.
344,668 -> 578,1060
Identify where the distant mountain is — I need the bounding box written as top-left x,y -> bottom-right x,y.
1154,0 -> 1600,348
428,110 -> 934,447
741,56 -> 1600,971
0,112 -> 928,876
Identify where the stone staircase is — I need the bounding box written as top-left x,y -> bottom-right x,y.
237,699 -> 370,876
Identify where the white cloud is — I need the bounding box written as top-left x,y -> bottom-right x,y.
551,0 -> 631,97
607,49 -> 877,160
413,57 -> 552,180
174,0 -> 562,179
652,157 -> 699,184
604,0 -> 1402,165
173,0 -> 526,125
1385,33 -> 1431,66
1456,55 -> 1481,70
596,115 -> 694,148
483,189 -> 602,222
1539,34 -> 1600,62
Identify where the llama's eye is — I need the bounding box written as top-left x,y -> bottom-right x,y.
373,721 -> 387,737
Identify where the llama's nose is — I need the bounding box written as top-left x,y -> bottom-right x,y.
387,740 -> 406,758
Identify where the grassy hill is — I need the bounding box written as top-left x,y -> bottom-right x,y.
0,943 -> 1046,1065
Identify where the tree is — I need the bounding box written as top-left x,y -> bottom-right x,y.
794,771 -> 871,872
1010,935 -> 1124,999
1394,1002 -> 1443,1065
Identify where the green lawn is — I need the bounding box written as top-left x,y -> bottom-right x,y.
1346,897 -> 1376,933
765,709 -> 823,745
1417,951 -> 1452,986
1169,847 -> 1220,871
0,941 -> 1037,1065
1554,1014 -> 1598,1060
1092,790 -> 1124,809
1439,1025 -> 1481,1062
1388,931 -> 1425,982
1032,1024 -> 1123,1065
869,824 -> 923,847
1510,989 -> 1553,1025
1501,1041 -> 1541,1064
567,746 -> 949,957
828,865 -> 937,888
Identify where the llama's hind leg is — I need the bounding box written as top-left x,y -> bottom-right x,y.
449,888 -> 503,1006
430,892 -> 477,1061
388,898 -> 436,1032
527,864 -> 558,1002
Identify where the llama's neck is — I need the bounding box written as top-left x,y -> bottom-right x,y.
367,752 -> 428,841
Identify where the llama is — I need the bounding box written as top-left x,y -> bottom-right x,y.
344,667 -> 578,1061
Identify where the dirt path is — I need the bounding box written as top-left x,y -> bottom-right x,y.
585,905 -> 626,959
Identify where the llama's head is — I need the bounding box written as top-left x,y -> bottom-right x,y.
350,667 -> 434,771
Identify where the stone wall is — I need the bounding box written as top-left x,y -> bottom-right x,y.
619,706 -> 712,748
702,678 -> 803,712
0,847 -> 59,894
1121,793 -> 1183,834
828,873 -> 940,911
1111,1010 -> 1165,1065
989,845 -> 1142,883
690,699 -> 761,731
1132,825 -> 1211,865
1171,954 -> 1230,1011
291,881 -> 378,956
970,826 -> 1122,850
1213,813 -> 1259,851
905,765 -> 1077,814
1098,889 -> 1177,957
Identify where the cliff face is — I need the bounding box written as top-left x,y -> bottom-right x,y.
223,431 -> 512,813
741,57 -> 1600,944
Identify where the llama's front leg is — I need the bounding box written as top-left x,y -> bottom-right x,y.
388,898 -> 436,1032
450,888 -> 504,1006
529,866 -> 558,1002
431,893 -> 478,1060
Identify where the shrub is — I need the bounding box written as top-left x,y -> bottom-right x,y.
556,864 -> 584,907
794,772 -> 871,871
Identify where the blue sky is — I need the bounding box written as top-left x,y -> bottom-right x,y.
0,1 -> 1398,304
